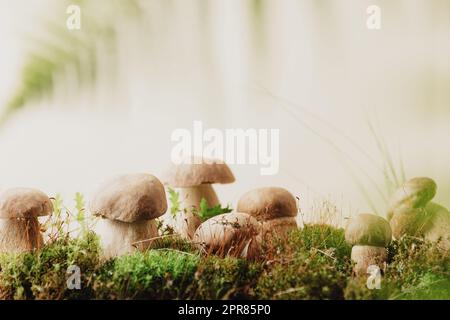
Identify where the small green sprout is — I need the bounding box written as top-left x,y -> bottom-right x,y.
168,187 -> 181,218
195,198 -> 232,222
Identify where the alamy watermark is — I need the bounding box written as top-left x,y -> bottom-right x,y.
66,265 -> 81,290
171,121 -> 280,175
66,4 -> 81,30
366,5 -> 381,30
366,265 -> 382,290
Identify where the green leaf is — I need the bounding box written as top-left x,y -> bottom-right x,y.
195,198 -> 233,222
168,188 -> 181,218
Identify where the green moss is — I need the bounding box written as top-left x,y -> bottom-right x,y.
0,224 -> 448,300
344,236 -> 450,300
0,232 -> 100,299
94,250 -> 201,299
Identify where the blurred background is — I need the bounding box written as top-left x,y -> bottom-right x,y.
0,0 -> 449,224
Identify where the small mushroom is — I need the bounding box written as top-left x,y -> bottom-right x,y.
345,213 -> 392,276
90,174 -> 167,258
387,177 -> 437,219
162,157 -> 235,239
0,188 -> 53,253
193,212 -> 261,259
237,187 -> 298,238
389,207 -> 431,239
387,177 -> 437,238
423,202 -> 450,251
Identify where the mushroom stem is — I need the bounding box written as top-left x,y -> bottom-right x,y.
167,184 -> 219,239
0,218 -> 43,252
178,184 -> 219,209
351,245 -> 387,276
93,218 -> 158,259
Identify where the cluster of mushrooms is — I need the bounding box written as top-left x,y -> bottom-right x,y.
345,176 -> 450,275
0,158 -> 448,278
387,177 -> 450,250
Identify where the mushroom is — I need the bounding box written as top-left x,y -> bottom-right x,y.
387,177 -> 436,220
193,212 -> 261,259
162,157 -> 235,239
387,177 -> 439,239
0,188 -> 53,253
236,187 -> 298,238
90,174 -> 167,258
388,207 -> 430,239
423,202 -> 450,251
345,213 -> 392,276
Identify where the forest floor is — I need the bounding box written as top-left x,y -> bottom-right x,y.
0,223 -> 448,300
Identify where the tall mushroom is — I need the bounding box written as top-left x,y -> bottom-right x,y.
0,188 -> 53,253
90,174 -> 167,258
193,212 -> 260,259
162,157 -> 235,239
345,213 -> 392,276
237,187 -> 298,238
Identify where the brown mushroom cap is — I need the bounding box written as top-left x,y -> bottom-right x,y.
345,213 -> 392,247
162,157 -> 235,187
90,174 -> 167,223
388,177 -> 437,215
0,188 -> 53,219
193,212 -> 260,253
236,187 -> 297,220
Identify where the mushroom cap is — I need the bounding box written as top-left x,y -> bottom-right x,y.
90,174 -> 167,223
162,157 -> 235,187
0,188 -> 53,218
236,187 -> 297,220
389,207 -> 432,239
193,212 -> 260,253
345,213 -> 392,247
388,177 -> 437,215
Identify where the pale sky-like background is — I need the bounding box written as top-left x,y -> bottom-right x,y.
0,0 -> 449,224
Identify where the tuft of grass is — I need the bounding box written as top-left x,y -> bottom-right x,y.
254,225 -> 352,299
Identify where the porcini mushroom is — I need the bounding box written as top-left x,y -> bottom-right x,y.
0,188 -> 53,253
423,202 -> 450,251
387,177 -> 436,220
162,157 -> 235,239
193,212 -> 260,259
387,177 -> 438,239
90,174 -> 167,258
345,213 -> 392,276
237,187 -> 298,238
387,177 -> 437,219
